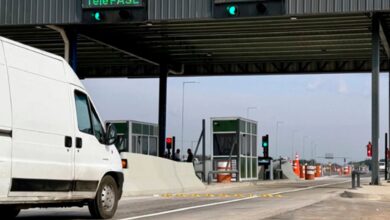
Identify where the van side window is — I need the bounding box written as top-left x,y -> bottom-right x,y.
91,105 -> 105,144
75,91 -> 93,134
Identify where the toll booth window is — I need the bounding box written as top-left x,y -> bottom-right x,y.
132,136 -> 141,154
246,135 -> 251,156
115,135 -> 128,153
149,137 -> 158,156
142,136 -> 148,154
252,136 -> 257,156
213,134 -> 238,156
74,91 -> 93,134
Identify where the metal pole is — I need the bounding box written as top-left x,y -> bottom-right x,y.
388,58 -> 390,181
276,121 -> 283,158
385,133 -> 388,180
158,64 -> 168,157
371,15 -> 381,185
202,119 -> 206,182
292,130 -> 297,160
237,121 -> 241,182
47,25 -> 70,63
311,141 -> 315,163
302,136 -> 308,160
181,81 -> 199,154
181,83 -> 185,154
181,83 -> 185,155
172,136 -> 176,161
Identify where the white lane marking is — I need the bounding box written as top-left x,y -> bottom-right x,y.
118,180 -> 351,220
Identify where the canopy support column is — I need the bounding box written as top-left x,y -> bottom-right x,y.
158,64 -> 168,157
371,15 -> 380,185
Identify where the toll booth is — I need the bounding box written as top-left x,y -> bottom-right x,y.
211,117 -> 258,181
107,120 -> 159,156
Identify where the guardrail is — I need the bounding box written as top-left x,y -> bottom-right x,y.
351,171 -> 362,189
207,170 -> 239,185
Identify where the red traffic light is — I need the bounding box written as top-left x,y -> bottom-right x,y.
166,137 -> 172,144
367,142 -> 372,157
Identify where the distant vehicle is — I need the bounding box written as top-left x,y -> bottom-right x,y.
0,37 -> 123,219
379,162 -> 385,172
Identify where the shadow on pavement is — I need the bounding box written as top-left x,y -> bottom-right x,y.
17,216 -> 93,220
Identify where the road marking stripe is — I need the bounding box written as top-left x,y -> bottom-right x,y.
118,180 -> 351,220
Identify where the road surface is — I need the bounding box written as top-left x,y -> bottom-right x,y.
17,176 -> 388,220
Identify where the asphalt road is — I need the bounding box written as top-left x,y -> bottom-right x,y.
17,176 -> 378,220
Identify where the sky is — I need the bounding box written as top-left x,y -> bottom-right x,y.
83,73 -> 390,163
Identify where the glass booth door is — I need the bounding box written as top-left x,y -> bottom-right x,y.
239,133 -> 258,181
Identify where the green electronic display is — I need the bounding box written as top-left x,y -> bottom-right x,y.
82,0 -> 144,8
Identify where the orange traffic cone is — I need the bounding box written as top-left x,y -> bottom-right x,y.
294,154 -> 300,177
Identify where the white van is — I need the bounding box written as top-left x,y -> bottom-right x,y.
0,37 -> 123,219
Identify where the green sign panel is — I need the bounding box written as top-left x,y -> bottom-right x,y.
83,0 -> 144,8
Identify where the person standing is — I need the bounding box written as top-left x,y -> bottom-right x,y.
186,148 -> 194,163
173,149 -> 181,161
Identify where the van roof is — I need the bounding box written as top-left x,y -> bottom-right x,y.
0,36 -> 85,90
0,36 -> 64,61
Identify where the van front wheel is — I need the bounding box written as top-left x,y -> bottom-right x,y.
0,206 -> 20,219
88,176 -> 119,219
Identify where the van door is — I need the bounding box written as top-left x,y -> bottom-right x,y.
4,42 -> 74,196
0,41 -> 12,198
71,88 -> 111,197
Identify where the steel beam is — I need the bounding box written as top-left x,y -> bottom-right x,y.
371,15 -> 381,185
79,34 -> 159,66
158,64 -> 168,157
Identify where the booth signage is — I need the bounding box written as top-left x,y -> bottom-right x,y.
82,0 -> 144,8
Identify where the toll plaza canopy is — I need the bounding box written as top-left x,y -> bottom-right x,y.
1,0 -> 389,185
0,0 -> 390,78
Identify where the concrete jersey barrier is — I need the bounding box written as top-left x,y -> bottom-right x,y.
121,153 -> 205,196
278,160 -> 300,181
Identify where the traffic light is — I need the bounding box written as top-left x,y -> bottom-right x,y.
166,137 -> 173,150
367,142 -> 372,157
226,5 -> 239,16
262,135 -> 269,148
262,135 -> 269,158
214,0 -> 285,19
91,11 -> 104,22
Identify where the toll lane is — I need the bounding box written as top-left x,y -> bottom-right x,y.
17,177 -> 360,220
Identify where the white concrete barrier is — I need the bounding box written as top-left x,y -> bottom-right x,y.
277,160 -> 300,181
121,153 -> 205,197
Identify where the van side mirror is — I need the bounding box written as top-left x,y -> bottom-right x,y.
105,123 -> 117,145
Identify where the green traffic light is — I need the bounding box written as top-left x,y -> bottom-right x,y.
263,142 -> 268,148
92,12 -> 103,21
226,5 -> 238,16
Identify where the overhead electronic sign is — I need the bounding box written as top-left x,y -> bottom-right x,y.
82,0 -> 145,8
214,0 -> 285,18
82,0 -> 147,23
